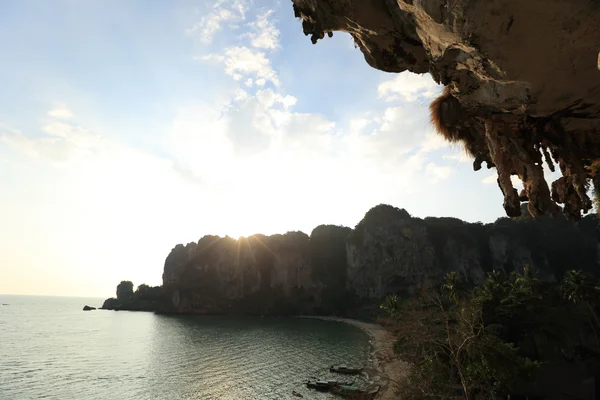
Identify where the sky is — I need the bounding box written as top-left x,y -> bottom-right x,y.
0,0 -> 545,297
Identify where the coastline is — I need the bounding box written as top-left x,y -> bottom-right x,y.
299,316 -> 408,399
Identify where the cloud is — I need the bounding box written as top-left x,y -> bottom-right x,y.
482,173 -> 522,189
482,174 -> 497,184
243,10 -> 280,50
161,75 -> 457,212
47,104 -> 73,120
201,46 -> 279,86
426,162 -> 453,182
443,151 -> 472,163
255,88 -> 296,110
378,71 -> 442,102
187,0 -> 247,44
1,122 -> 102,164
367,100 -> 442,157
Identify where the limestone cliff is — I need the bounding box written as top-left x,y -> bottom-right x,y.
291,0 -> 600,220
160,204 -> 600,315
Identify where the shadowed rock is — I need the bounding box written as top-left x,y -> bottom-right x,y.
159,204 -> 600,315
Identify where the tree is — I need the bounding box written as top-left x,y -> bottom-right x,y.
116,280 -> 134,301
394,282 -> 540,399
441,271 -> 467,304
380,294 -> 400,317
136,284 -> 150,294
561,270 -> 600,329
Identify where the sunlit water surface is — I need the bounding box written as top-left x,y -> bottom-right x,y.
0,295 -> 370,399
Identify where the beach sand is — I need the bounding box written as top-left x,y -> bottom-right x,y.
300,316 -> 408,399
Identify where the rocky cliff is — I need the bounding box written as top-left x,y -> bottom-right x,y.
159,204 -> 600,315
291,0 -> 600,220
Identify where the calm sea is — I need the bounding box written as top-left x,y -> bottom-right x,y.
0,295 -> 370,400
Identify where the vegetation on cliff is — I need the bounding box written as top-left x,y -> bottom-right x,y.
101,281 -> 163,311
382,269 -> 600,399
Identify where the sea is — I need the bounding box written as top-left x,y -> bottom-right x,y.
0,295 -> 371,400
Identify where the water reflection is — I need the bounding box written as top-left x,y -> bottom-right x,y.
0,296 -> 369,400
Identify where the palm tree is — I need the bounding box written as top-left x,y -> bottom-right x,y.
479,270 -> 505,300
380,294 -> 400,317
441,272 -> 466,304
561,270 -> 600,328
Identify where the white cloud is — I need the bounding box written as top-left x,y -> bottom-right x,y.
482,174 -> 497,184
47,104 -> 73,120
482,173 -> 522,189
443,151 -> 471,163
244,10 -> 279,50
420,132 -> 449,153
201,46 -> 279,86
368,101 -> 442,155
159,79 -> 451,207
426,162 -> 453,182
187,0 -> 247,44
378,71 -> 442,102
1,122 -> 102,164
256,89 -> 296,110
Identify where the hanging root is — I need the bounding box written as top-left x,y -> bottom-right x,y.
430,87 -> 494,171
430,86 -> 463,142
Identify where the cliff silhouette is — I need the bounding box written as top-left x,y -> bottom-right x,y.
102,203 -> 600,316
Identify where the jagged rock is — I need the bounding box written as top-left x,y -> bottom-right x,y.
162,242 -> 198,287
164,232 -> 317,314
346,205 -> 439,298
82,305 -> 96,311
291,0 -> 600,220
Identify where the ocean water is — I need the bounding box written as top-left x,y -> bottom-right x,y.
0,295 -> 370,400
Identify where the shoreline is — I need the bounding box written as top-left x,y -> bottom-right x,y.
299,316 -> 408,399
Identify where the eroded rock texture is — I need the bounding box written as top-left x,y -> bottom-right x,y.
162,228 -> 353,315
292,0 -> 600,220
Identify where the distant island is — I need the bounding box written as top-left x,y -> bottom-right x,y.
101,203 -> 600,317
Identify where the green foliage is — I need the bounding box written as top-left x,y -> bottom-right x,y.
104,282 -> 163,311
561,270 -> 600,305
116,280 -> 134,301
136,284 -> 150,294
390,268 -> 600,399
561,269 -> 600,329
441,271 -> 467,304
380,294 -> 400,317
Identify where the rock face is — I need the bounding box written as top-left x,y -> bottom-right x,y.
162,204 -> 600,315
101,285 -> 163,311
163,232 -> 334,314
346,205 -> 439,298
291,0 -> 600,220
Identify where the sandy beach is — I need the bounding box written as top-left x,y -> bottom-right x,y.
299,316 -> 408,399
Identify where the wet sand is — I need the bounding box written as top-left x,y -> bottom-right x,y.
299,316 -> 408,399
